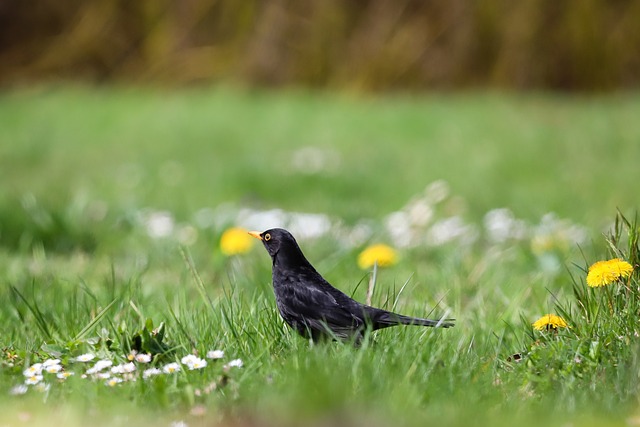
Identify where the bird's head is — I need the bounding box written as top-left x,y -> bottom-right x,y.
248,228 -> 309,268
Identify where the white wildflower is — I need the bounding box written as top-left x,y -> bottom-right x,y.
163,362 -> 181,374
23,363 -> 43,377
134,353 -> 152,363
425,180 -> 450,204
225,359 -> 243,369
188,358 -> 207,370
111,362 -> 136,374
142,368 -> 162,379
57,371 -> 74,380
86,359 -> 113,375
122,362 -> 137,372
75,353 -> 96,362
407,199 -> 434,227
206,350 -> 224,360
181,354 -> 199,366
181,354 -> 207,370
105,377 -> 123,387
287,212 -> 332,239
9,384 -> 28,395
44,364 -> 63,374
145,211 -> 174,238
426,216 -> 477,246
25,375 -> 43,385
94,359 -> 113,370
385,211 -> 413,248
42,359 -> 61,368
484,208 -> 528,243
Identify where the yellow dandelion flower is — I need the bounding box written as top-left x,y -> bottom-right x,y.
357,244 -> 398,269
586,258 -> 633,288
532,314 -> 568,331
220,227 -> 254,256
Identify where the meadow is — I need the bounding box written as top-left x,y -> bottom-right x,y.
0,86 -> 639,426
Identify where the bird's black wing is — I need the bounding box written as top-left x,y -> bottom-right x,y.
273,269 -> 366,339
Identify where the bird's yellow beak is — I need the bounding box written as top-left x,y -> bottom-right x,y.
248,231 -> 263,240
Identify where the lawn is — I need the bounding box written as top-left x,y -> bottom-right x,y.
0,86 -> 639,426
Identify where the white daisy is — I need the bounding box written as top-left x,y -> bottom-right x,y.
134,353 -> 152,363
162,362 -> 181,374
94,359 -> 113,370
181,354 -> 209,370
9,384 -> 28,395
75,353 -> 96,362
42,359 -> 61,367
23,363 -> 43,377
57,371 -> 74,380
225,359 -> 243,369
86,359 -> 113,375
180,354 -> 199,366
122,362 -> 136,372
25,375 -> 43,385
142,368 -> 162,379
187,358 -> 207,370
111,362 -> 136,374
105,377 -> 123,387
206,350 -> 224,360
44,364 -> 63,374
145,211 -> 174,238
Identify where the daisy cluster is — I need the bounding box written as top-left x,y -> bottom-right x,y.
10,350 -> 243,395
130,179 -> 590,273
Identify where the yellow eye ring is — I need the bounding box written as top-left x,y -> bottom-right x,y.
264,233 -> 271,241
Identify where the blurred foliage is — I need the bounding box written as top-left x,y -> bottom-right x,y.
0,195 -> 99,253
1,88 -> 639,257
1,0 -> 640,91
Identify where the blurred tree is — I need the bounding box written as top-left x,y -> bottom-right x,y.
1,0 -> 639,90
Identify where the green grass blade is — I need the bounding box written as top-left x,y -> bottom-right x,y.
73,298 -> 118,342
10,284 -> 52,340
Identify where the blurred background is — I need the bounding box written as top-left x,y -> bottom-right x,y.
1,0 -> 640,261
2,0 -> 640,90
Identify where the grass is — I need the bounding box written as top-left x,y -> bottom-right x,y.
0,86 -> 639,426
2,86 -> 640,223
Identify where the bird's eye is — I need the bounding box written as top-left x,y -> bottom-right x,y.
264,233 -> 271,241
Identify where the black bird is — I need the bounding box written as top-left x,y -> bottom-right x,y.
249,228 -> 454,342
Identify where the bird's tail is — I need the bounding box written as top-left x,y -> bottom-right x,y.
373,310 -> 455,329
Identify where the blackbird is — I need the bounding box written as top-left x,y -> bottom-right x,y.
249,228 -> 454,342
